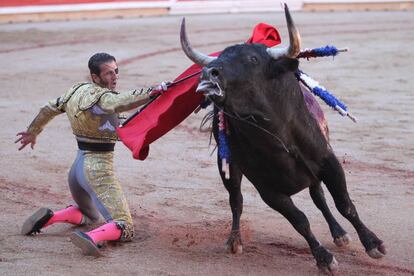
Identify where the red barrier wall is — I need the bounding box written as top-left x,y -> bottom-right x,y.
0,0 -> 164,8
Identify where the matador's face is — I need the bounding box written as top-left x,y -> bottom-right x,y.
94,60 -> 119,90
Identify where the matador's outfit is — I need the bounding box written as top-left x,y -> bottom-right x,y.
26,82 -> 153,241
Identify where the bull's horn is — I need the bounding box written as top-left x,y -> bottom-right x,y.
267,3 -> 301,59
180,17 -> 217,66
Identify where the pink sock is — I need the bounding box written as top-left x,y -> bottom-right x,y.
85,222 -> 122,244
44,205 -> 83,227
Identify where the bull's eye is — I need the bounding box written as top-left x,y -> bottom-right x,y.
249,56 -> 258,64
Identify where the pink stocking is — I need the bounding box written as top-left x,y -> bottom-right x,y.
85,222 -> 121,244
44,205 -> 83,228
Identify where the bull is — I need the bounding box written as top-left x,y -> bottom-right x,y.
179,4 -> 386,274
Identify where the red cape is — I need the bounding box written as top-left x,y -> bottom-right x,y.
117,23 -> 281,160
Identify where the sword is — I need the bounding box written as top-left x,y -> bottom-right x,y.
119,70 -> 202,127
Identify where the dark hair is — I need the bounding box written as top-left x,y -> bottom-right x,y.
88,53 -> 116,75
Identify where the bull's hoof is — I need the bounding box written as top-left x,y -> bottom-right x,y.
318,257 -> 339,275
333,233 -> 351,247
225,230 -> 243,254
313,246 -> 338,275
367,243 -> 386,259
226,242 -> 243,254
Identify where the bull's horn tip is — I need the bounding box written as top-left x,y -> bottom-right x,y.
180,17 -> 186,27
180,18 -> 187,35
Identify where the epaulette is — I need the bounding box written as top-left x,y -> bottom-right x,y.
57,82 -> 89,111
78,86 -> 118,111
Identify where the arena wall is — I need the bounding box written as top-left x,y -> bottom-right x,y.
0,0 -> 412,23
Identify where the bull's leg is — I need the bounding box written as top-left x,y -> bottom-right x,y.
321,153 -> 386,258
309,184 -> 351,247
218,157 -> 243,254
260,191 -> 338,274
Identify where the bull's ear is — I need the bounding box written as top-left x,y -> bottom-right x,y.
267,57 -> 299,78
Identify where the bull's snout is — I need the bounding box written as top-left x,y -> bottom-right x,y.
196,67 -> 224,97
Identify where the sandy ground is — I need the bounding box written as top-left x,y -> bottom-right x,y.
0,10 -> 413,276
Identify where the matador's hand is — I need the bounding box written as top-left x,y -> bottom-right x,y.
149,81 -> 170,98
15,131 -> 37,151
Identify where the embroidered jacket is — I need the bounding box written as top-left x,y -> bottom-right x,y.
27,82 -> 152,143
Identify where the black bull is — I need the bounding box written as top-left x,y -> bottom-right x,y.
180,5 -> 386,274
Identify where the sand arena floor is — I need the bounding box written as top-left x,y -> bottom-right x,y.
0,10 -> 413,275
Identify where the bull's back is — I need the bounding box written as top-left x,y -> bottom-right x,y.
300,83 -> 329,141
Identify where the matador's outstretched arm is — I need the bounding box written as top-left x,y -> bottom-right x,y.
15,98 -> 64,150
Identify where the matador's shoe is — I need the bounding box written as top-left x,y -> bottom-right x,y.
21,207 -> 54,235
70,230 -> 102,257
